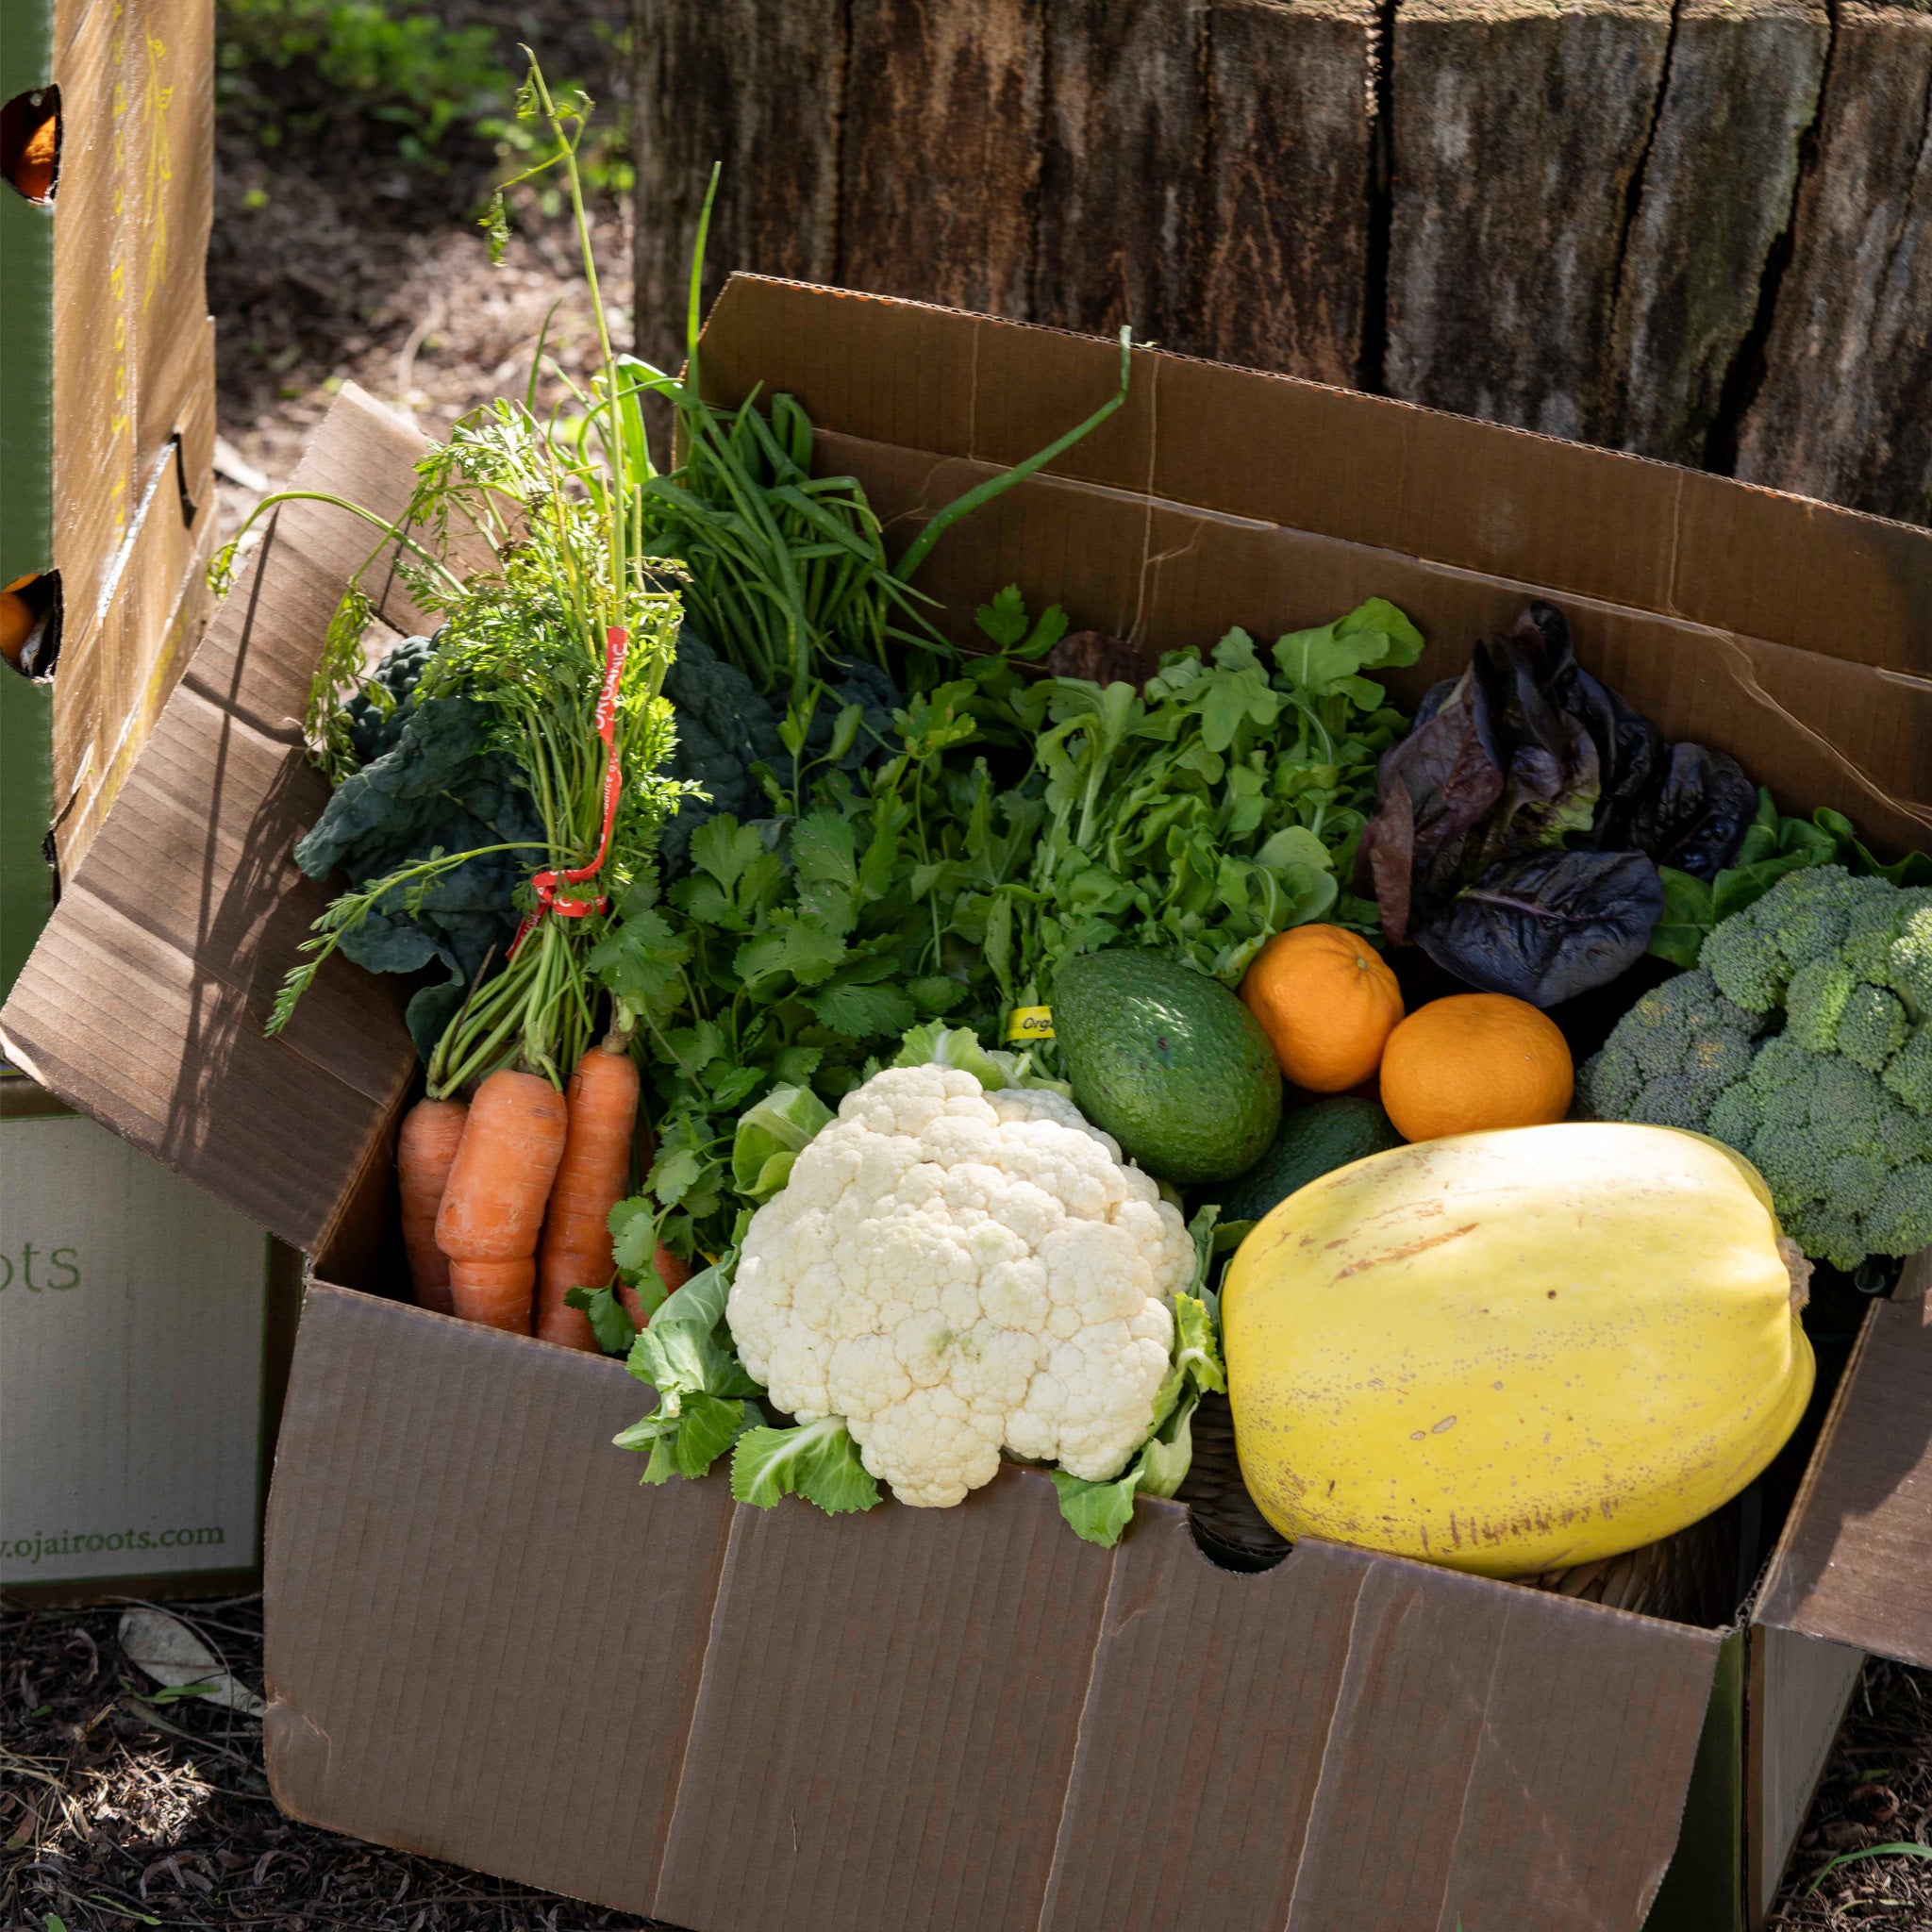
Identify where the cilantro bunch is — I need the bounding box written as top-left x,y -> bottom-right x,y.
589,663 -> 1039,1268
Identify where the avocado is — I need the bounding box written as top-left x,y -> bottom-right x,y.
1053,949 -> 1281,1183
1217,1095 -> 1404,1224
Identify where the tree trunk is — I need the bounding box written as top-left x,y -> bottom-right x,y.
1735,2 -> 1932,526
1604,0 -> 1829,468
1385,0 -> 1674,442
1198,0 -> 1380,386
839,0 -> 1043,317
631,0 -> 845,373
1035,0 -> 1208,347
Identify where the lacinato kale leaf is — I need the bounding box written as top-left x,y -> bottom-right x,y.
658,625 -> 903,875
291,636 -> 541,1044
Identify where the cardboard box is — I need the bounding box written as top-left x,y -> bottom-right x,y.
0,1076 -> 300,1603
6,280 -> 1932,1930
0,0 -> 217,1005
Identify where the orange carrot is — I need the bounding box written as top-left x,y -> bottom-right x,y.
619,1242 -> 694,1330
435,1066 -> 569,1333
536,1033 -> 640,1350
397,1096 -> 468,1314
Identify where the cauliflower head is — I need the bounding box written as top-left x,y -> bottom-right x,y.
726,1063 -> 1194,1507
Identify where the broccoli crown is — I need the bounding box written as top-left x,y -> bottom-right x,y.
1889,899 -> 1932,1015
1698,865 -> 1932,1115
1726,1041 -> 1931,1270
1884,1025 -> 1932,1119
1574,970 -> 1765,1131
1585,962 -> 1932,1273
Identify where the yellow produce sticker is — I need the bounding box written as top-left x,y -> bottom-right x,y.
1005,1006 -> 1055,1042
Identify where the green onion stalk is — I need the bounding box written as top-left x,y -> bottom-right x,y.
618,169 -> 1136,708
243,57 -> 691,1091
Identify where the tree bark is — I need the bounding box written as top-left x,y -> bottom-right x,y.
1384,0 -> 1673,441
1604,0 -> 1828,466
840,0 -> 1044,317
631,0 -> 846,374
1034,0 -> 1208,348
1198,0 -> 1380,385
1734,2 -> 1932,526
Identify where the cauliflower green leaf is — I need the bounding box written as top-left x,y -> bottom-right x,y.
730,1417 -> 881,1515
614,1252 -> 764,1483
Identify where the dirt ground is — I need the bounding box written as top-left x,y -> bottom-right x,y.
208,0 -> 636,543
5,1 -> 1930,1925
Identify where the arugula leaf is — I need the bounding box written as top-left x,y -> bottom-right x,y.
563,1284 -> 638,1356
1335,596 -> 1426,666
731,1416 -> 882,1513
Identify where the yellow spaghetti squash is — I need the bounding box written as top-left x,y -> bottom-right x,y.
1222,1123 -> 1814,1577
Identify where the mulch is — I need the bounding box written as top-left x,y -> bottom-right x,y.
208,0 -> 635,541
5,1588 -> 1929,1930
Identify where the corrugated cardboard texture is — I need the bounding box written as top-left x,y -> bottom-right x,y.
0,0 -> 218,889
0,668 -> 55,1005
54,358 -> 218,871
271,1289 -> 1719,1932
0,0 -> 55,584
1038,1507 -> 1718,1932
265,1286 -> 736,1908
820,431 -> 1932,858
1757,1257 -> 1932,1666
656,1461 -> 1112,1932
1644,1629 -> 1746,1932
51,0 -> 214,637
1748,1626 -> 1865,1926
0,389 -> 428,1251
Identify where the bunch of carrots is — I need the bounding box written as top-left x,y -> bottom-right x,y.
399,1017 -> 689,1347
242,58 -> 693,1349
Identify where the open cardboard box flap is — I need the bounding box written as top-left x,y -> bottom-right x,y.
6,279 -> 1932,1927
